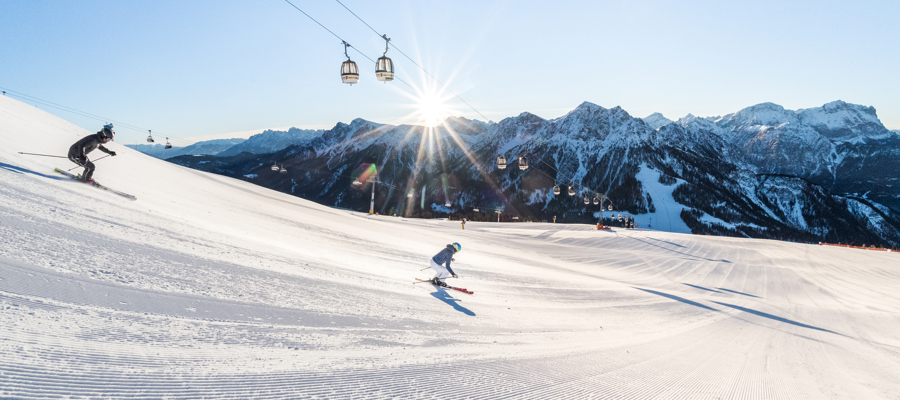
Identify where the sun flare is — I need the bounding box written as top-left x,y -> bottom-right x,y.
415,93 -> 453,127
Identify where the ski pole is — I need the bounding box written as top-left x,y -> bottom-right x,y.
18,152 -> 67,158
67,155 -> 111,171
420,267 -> 431,271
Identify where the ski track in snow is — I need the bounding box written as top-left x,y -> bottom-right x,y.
2,96 -> 900,398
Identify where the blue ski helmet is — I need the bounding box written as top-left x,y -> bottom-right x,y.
452,242 -> 461,252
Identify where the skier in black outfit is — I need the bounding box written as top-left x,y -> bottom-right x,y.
68,124 -> 117,183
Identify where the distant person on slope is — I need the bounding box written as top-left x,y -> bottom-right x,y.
430,243 -> 461,288
68,124 -> 117,184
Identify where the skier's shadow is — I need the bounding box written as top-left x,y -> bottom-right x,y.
0,162 -> 65,180
430,289 -> 476,316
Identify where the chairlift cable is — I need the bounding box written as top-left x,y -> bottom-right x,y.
0,86 -> 194,145
331,0 -> 489,122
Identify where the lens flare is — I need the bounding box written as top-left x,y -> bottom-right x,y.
351,163 -> 378,186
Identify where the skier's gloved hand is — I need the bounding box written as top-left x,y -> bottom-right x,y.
452,274 -> 458,279
109,151 -> 117,156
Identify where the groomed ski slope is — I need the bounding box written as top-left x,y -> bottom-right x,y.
1,95 -> 900,399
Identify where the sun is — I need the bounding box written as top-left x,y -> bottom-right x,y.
416,94 -> 452,127
392,78 -> 459,127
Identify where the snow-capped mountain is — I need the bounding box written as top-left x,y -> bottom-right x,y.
216,127 -> 324,157
127,138 -> 245,159
677,101 -> 900,211
170,101 -> 900,248
641,112 -> 673,130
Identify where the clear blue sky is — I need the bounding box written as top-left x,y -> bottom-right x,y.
2,0 -> 898,145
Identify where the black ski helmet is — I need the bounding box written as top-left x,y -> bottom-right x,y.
100,123 -> 115,141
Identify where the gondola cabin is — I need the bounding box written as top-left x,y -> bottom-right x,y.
375,34 -> 394,82
341,60 -> 359,85
375,56 -> 393,82
497,156 -> 507,170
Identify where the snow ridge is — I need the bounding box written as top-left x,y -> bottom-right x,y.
641,112 -> 674,130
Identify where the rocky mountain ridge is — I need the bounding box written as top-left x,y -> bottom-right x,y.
127,138 -> 245,159
169,100 -> 900,248
216,127 -> 324,157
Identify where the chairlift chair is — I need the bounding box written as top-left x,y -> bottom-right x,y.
497,155 -> 507,170
340,41 -> 359,85
375,35 -> 394,82
146,130 -> 155,143
165,138 -> 172,149
518,156 -> 528,170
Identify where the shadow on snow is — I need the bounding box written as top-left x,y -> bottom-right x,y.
710,301 -> 837,334
633,287 -> 718,312
629,237 -> 731,263
681,283 -> 763,299
430,289 -> 476,316
682,283 -> 722,293
0,162 -> 67,180
716,288 -> 761,298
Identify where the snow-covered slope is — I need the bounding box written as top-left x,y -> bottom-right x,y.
2,95 -> 900,398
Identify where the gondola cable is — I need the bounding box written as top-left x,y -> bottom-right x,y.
282,0 -> 414,90
331,0 -> 489,122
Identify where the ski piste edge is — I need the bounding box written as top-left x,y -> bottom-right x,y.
54,168 -> 137,201
415,278 -> 473,295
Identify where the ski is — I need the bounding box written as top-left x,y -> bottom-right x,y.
414,278 -> 473,295
54,168 -> 137,201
